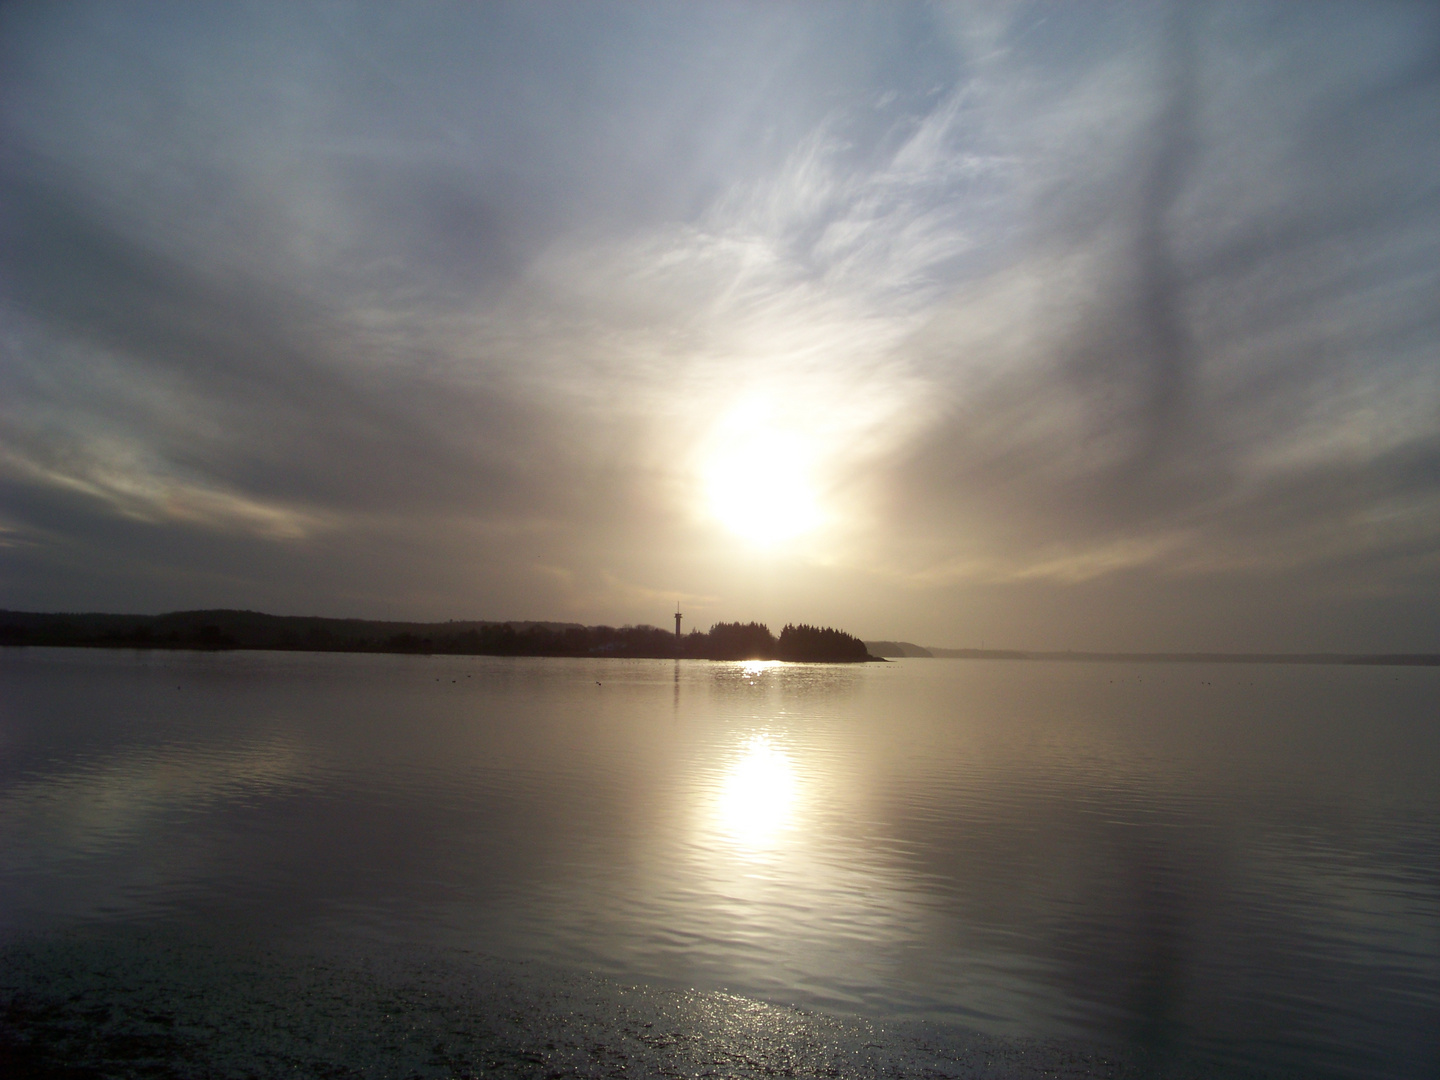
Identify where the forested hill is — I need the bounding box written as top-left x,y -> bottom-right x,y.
696,622 -> 874,662
0,610 -> 879,662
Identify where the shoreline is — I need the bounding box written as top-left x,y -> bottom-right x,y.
0,926 -> 1232,1080
0,609 -> 883,663
5,639 -> 1436,666
0,641 -> 885,662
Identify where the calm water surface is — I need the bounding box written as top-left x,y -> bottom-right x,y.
1,648 -> 1437,1077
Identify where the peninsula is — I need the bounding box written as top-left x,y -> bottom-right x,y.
0,610 -> 879,663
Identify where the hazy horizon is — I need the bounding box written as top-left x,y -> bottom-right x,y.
4,2 -> 1439,652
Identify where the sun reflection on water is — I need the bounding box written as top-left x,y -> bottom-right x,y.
716,734 -> 797,852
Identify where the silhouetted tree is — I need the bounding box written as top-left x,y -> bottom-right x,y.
0,609 -> 874,661
194,624 -> 237,649
704,622 -> 776,660
775,623 -> 870,662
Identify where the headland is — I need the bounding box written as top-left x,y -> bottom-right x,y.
0,609 -> 880,662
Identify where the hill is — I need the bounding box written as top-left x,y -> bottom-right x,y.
864,640 -> 933,658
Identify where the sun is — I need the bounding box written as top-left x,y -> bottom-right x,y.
699,408 -> 824,547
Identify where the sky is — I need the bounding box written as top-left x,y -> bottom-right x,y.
2,1 -> 1439,651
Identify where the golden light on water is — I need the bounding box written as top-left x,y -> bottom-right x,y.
716,734 -> 797,851
739,660 -> 782,676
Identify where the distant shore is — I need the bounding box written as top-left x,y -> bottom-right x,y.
864,641 -> 1440,667
0,609 -> 881,663
939,648 -> 1440,666
4,610 -> 1433,666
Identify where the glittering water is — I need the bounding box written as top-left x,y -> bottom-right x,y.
1,648 -> 1436,1077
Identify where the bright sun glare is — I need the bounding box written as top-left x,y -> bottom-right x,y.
701,407 -> 823,547
717,734 -> 797,850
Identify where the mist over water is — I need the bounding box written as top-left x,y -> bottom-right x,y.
2,648 -> 1437,1077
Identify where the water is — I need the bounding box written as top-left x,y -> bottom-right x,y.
1,648 -> 1437,1077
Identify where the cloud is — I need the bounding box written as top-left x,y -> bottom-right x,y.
868,4 -> 1440,599
1,1 -> 1438,647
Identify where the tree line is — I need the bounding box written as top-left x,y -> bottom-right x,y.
0,610 -> 877,662
695,621 -> 872,662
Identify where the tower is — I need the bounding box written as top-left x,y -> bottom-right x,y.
674,603 -> 682,641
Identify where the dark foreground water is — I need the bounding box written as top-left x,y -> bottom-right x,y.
1,649 -> 1436,1078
